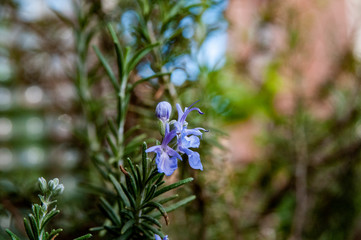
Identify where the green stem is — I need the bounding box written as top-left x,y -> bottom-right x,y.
116,73 -> 130,161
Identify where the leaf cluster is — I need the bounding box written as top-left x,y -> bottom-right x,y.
91,143 -> 195,239
6,178 -> 92,240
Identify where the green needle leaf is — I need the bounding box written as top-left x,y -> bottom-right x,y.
121,219 -> 135,234
93,45 -> 119,90
142,142 -> 148,180
127,72 -> 171,92
47,229 -> 63,240
24,218 -> 35,240
29,215 -> 39,239
119,227 -> 133,240
73,233 -> 92,240
142,201 -> 169,225
5,230 -> 21,240
140,215 -> 162,227
126,43 -> 159,74
99,197 -> 121,226
157,194 -> 179,205
106,23 -> 124,79
121,183 -> 136,209
109,174 -> 130,207
40,209 -> 60,231
153,195 -> 196,218
154,177 -> 193,198
140,221 -> 163,236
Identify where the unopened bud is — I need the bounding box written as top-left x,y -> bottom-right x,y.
38,177 -> 47,193
53,184 -> 64,196
156,101 -> 172,122
48,178 -> 59,191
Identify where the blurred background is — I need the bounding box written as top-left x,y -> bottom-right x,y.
2,0 -> 361,239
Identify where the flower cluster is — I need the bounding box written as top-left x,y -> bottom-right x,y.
146,101 -> 207,176
38,177 -> 64,197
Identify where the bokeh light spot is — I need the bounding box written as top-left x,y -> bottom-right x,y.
25,85 -> 43,104
171,69 -> 187,86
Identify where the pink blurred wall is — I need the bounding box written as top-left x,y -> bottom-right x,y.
224,0 -> 354,162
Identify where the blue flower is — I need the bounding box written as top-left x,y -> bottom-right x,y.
175,101 -> 204,127
146,124 -> 182,176
174,101 -> 207,170
148,101 -> 207,175
156,101 -> 172,122
155,234 -> 169,240
177,127 -> 204,170
174,101 -> 206,138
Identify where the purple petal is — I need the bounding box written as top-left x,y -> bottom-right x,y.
187,151 -> 203,170
189,107 -> 204,115
162,129 -> 177,146
156,152 -> 178,176
186,100 -> 200,109
184,128 -> 203,136
180,106 -> 203,123
174,121 -> 183,134
182,135 -> 200,149
166,146 -> 182,160
176,103 -> 184,122
146,145 -> 162,153
154,234 -> 162,240
179,146 -> 203,170
165,122 -> 170,135
194,127 -> 208,132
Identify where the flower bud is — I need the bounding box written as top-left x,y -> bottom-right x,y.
156,101 -> 172,122
38,177 -> 47,193
48,178 -> 59,191
53,184 -> 65,196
